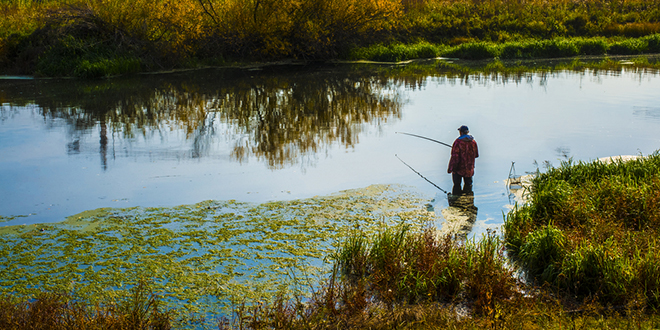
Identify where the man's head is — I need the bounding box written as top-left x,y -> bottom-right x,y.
458,125 -> 469,134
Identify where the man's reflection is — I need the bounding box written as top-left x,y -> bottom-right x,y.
440,193 -> 478,239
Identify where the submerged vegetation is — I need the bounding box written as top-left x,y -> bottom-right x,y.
0,185 -> 438,328
1,0 -> 660,76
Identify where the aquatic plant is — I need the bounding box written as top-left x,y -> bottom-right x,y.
0,184 -> 437,326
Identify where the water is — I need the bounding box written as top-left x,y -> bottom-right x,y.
1,60 -> 660,236
2,59 -> 660,322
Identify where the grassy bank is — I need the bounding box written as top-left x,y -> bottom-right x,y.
504,154 -> 660,308
1,0 -> 660,77
349,35 -> 660,62
247,154 -> 660,328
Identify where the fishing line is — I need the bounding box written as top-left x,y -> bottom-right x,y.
395,132 -> 452,148
395,154 -> 448,194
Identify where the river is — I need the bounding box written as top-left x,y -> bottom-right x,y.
1,57 -> 659,319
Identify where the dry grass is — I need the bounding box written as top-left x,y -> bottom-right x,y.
0,282 -> 172,329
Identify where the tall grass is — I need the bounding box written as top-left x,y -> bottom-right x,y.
0,282 -> 171,329
331,225 -> 516,313
505,153 -> 660,308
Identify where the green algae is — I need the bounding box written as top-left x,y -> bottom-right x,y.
0,184 -> 438,324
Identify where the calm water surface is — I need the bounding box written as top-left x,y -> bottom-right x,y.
1,60 -> 660,236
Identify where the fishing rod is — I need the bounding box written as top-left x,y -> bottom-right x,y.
396,132 -> 452,148
395,154 -> 448,194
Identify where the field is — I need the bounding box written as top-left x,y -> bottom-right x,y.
1,0 -> 660,76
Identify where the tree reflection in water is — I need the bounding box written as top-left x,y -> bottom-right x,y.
0,66 -> 403,170
4,59 -> 634,170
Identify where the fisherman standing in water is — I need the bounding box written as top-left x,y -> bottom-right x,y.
447,125 -> 479,195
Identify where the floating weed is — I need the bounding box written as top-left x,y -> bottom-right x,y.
0,184 -> 438,326
0,215 -> 28,223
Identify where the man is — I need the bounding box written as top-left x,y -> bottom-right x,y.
447,125 -> 479,195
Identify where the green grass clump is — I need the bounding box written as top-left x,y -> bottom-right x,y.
498,39 -> 581,59
505,153 -> 660,307
349,35 -> 660,62
645,34 -> 660,53
347,42 -> 445,62
518,224 -> 566,283
443,41 -> 500,60
608,38 -> 648,55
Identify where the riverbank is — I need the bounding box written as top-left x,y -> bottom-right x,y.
2,0 -> 660,77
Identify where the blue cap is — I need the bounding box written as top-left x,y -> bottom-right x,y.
458,125 -> 469,132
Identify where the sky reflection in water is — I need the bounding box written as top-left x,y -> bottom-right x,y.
1,61 -> 660,238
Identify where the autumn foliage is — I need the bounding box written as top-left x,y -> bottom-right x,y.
1,0 -> 660,76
